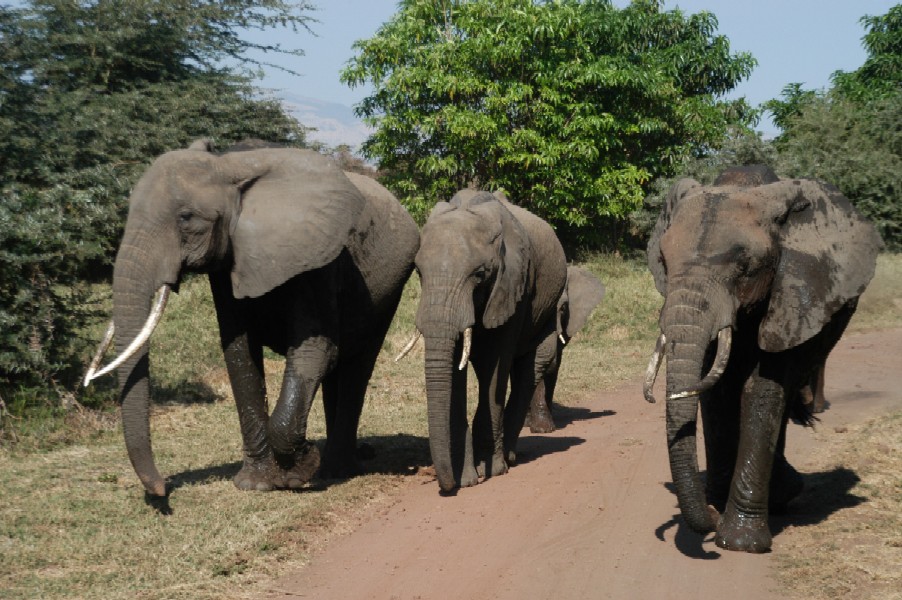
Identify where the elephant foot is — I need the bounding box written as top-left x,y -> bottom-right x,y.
460,464 -> 480,488
526,404 -> 556,434
275,444 -> 321,489
476,452 -> 509,481
527,413 -> 556,434
715,509 -> 772,553
233,455 -> 284,492
318,447 -> 364,481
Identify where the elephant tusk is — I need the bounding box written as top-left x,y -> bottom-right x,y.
458,327 -> 472,371
668,327 -> 732,400
83,320 -> 116,387
394,330 -> 422,362
559,333 -> 567,345
642,332 -> 666,403
83,285 -> 171,386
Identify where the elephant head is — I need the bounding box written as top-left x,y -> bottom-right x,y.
557,266 -> 605,344
85,140 -> 365,496
414,190 -> 531,491
644,168 -> 881,533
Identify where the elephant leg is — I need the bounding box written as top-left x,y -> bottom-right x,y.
811,364 -> 827,413
769,413 -> 803,513
267,340 -> 335,488
525,337 -> 561,435
472,348 -> 513,480
318,344 -> 380,479
209,272 -> 283,492
716,368 -> 785,553
700,382 -> 740,513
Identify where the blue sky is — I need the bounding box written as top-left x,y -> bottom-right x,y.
247,0 -> 896,137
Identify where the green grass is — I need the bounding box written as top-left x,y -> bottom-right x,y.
1,253 -> 900,599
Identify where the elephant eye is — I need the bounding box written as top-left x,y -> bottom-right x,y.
178,210 -> 193,224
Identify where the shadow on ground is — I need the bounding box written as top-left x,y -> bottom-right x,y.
655,466 -> 865,558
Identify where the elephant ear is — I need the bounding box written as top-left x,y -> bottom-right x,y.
647,178 -> 702,295
227,149 -> 365,299
560,266 -> 605,339
462,194 -> 530,329
758,180 -> 883,351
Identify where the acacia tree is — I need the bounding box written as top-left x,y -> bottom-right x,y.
0,0 -> 313,404
341,0 -> 756,242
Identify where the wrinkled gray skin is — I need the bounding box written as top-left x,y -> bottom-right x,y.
415,190 -> 567,492
109,140 -> 419,496
524,266 -> 605,433
647,165 -> 882,552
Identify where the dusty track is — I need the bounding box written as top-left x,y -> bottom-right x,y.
261,328 -> 902,600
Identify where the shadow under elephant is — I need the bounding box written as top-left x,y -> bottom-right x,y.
655,466 -> 865,558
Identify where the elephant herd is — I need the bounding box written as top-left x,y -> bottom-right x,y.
84,144 -> 881,554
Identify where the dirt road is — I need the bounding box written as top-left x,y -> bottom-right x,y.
261,329 -> 901,600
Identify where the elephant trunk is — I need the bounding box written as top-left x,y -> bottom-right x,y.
424,336 -> 462,492
110,229 -> 179,497
660,285 -> 733,533
417,281 -> 475,492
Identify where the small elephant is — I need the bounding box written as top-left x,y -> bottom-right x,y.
643,165 -> 882,552
85,140 -> 420,496
412,190 -> 567,492
524,266 -> 605,433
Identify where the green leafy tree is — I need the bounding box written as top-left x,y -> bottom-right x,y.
0,0 -> 313,407
774,93 -> 901,250
762,5 -> 901,250
341,0 -> 756,244
832,4 -> 902,102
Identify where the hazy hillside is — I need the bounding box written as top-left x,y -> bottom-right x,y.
278,93 -> 372,151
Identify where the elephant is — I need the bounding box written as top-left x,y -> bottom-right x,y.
524,266 -> 605,433
84,140 -> 420,496
643,165 -> 882,552
412,189 -> 567,492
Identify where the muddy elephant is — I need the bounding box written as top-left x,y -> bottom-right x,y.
411,190 -> 567,492
643,165 -> 881,552
84,140 -> 420,496
524,266 -> 605,433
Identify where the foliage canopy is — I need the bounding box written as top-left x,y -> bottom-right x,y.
0,0 -> 313,402
342,0 -> 757,242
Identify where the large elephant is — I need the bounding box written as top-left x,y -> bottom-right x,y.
413,190 -> 567,492
524,266 -> 605,433
84,140 -> 419,496
643,165 -> 882,552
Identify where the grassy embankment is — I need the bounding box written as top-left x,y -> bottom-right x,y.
1,253 -> 900,599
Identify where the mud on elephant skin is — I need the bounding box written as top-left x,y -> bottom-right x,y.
409,190 -> 567,492
644,165 -> 882,553
524,266 -> 605,434
84,139 -> 420,497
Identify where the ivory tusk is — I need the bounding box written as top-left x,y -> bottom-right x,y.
458,327 -> 472,371
668,327 -> 732,400
83,285 -> 171,386
559,333 -> 567,345
642,333 -> 666,403
83,320 -> 116,387
394,330 -> 422,362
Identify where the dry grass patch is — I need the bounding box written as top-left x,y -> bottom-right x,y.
776,411 -> 902,600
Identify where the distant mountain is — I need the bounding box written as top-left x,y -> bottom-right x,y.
277,93 -> 373,152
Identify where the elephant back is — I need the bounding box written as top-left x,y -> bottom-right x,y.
342,171 -> 420,304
